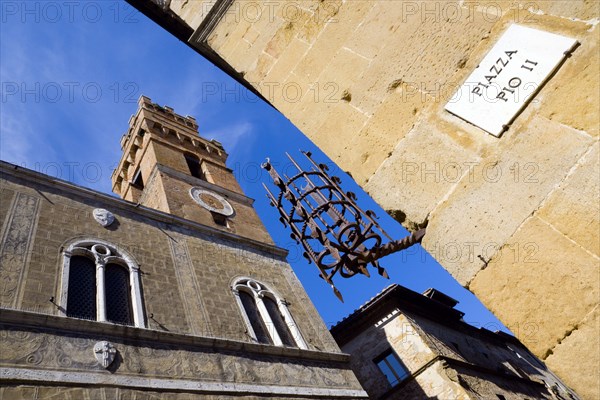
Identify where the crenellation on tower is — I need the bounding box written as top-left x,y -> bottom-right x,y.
111,95 -> 271,243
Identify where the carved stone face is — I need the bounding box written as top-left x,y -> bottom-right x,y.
93,208 -> 115,227
93,341 -> 116,368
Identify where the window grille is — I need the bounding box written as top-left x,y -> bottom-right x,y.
66,256 -> 96,320
105,263 -> 133,326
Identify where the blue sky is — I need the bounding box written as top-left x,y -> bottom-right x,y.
0,1 -> 508,331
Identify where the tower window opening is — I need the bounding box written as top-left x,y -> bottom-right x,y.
132,169 -> 144,189
184,153 -> 205,180
211,211 -> 228,227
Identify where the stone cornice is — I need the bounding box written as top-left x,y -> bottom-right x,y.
0,161 -> 287,259
189,0 -> 236,45
0,366 -> 367,398
0,308 -> 349,364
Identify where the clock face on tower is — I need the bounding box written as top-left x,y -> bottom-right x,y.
189,187 -> 234,216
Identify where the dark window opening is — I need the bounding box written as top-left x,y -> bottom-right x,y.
264,296 -> 295,347
132,169 -> 144,189
239,291 -> 272,345
138,128 -> 145,137
211,212 -> 228,227
451,341 -> 464,358
105,263 -> 133,326
66,256 -> 97,320
374,349 -> 410,387
496,395 -> 507,400
184,153 -> 205,180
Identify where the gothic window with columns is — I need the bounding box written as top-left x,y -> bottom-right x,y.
232,278 -> 307,349
60,239 -> 145,328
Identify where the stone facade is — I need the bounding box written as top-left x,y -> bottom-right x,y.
126,1 -> 600,397
331,284 -> 579,399
0,98 -> 367,398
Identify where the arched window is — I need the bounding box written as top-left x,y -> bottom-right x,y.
232,278 -> 307,349
60,239 -> 145,328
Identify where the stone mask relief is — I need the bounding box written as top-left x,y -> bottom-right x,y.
93,208 -> 115,227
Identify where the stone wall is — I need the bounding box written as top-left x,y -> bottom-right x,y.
0,311 -> 360,398
143,1 -> 599,397
339,312 -> 467,399
0,386 -> 324,400
0,162 -> 365,397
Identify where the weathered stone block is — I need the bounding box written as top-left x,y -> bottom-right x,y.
317,47 -> 371,95
343,1 -> 406,61
345,86 -> 431,186
464,0 -> 598,23
223,36 -> 255,74
292,1 -> 375,85
207,13 -> 245,51
365,117 -> 480,231
285,45 -> 370,137
210,17 -> 253,65
469,216 -> 600,358
265,19 -> 305,59
274,72 -> 324,127
537,141 -> 599,257
244,51 -> 276,83
545,306 -> 599,400
281,42 -> 371,125
169,0 -> 215,30
350,4 -> 496,116
402,10 -> 496,90
312,101 -> 369,168
264,38 -> 310,86
540,28 -> 599,137
423,115 -> 593,285
536,0 -> 599,21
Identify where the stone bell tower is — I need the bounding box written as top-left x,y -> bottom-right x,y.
111,95 -> 272,244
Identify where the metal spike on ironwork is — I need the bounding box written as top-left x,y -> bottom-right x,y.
261,152 -> 425,300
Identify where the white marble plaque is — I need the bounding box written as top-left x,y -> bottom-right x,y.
445,24 -> 578,137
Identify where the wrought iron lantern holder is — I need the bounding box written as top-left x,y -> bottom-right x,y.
262,151 -> 425,301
